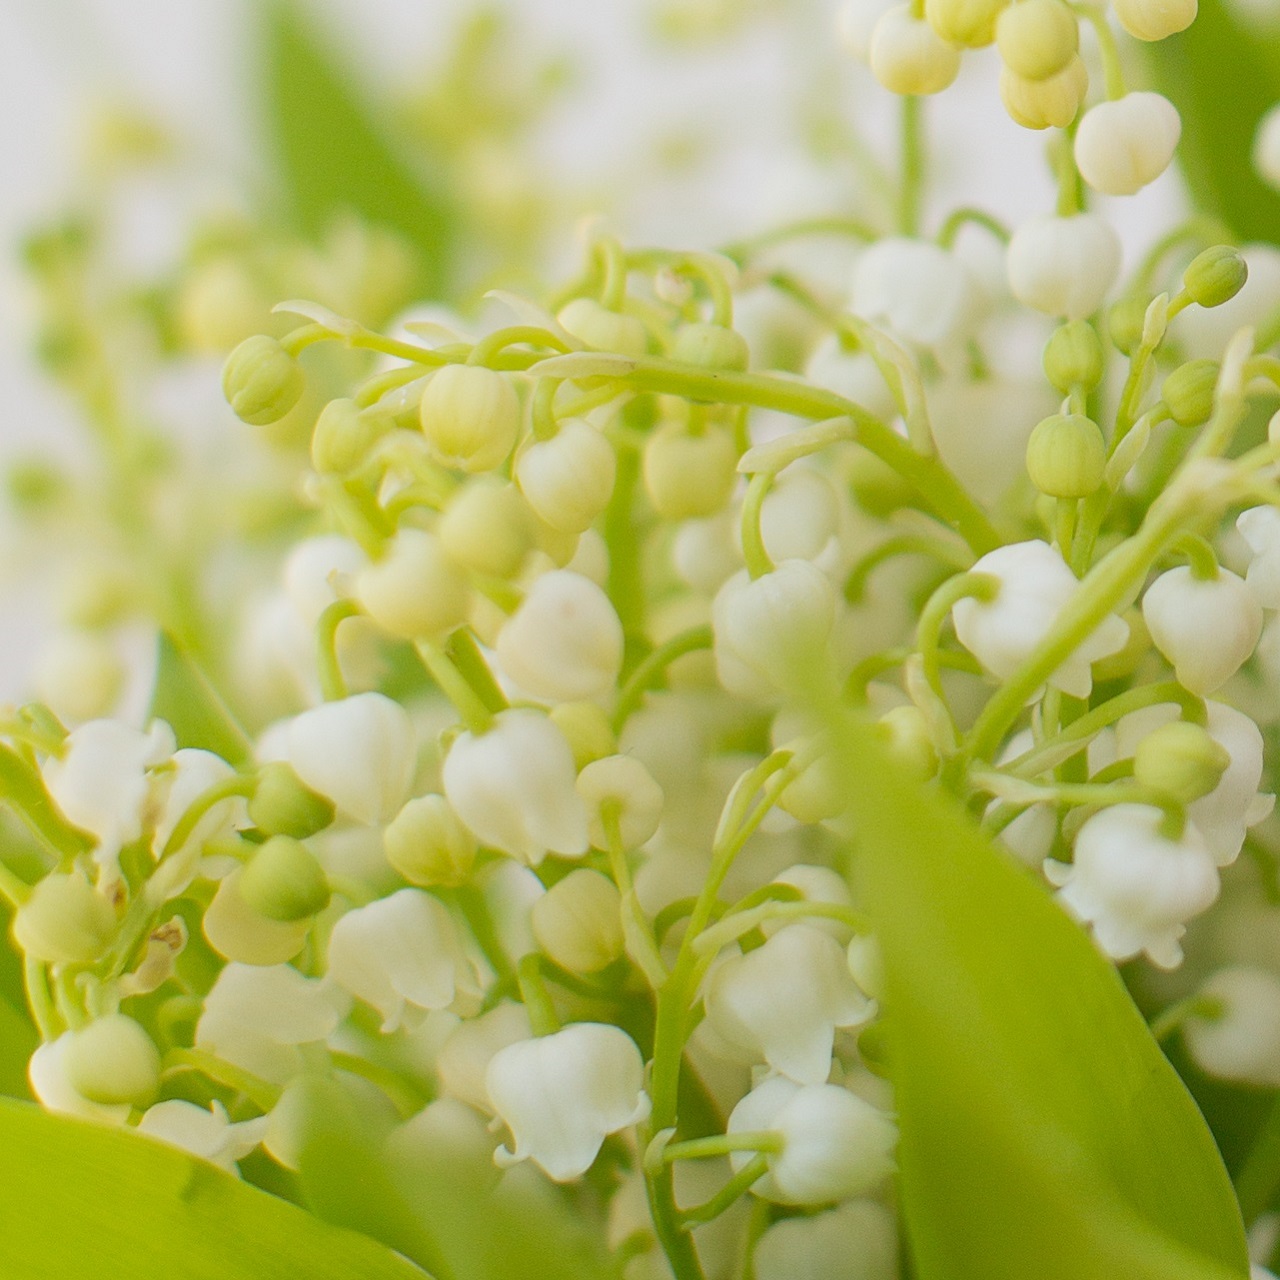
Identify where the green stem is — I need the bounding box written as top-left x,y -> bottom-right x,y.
603,804 -> 667,989
415,640 -> 495,736
24,957 -> 59,1041
330,1051 -> 429,1120
679,1153 -> 771,1227
612,626 -> 714,734
316,599 -> 362,702
0,744 -> 93,863
720,216 -> 879,265
741,473 -> 775,580
162,1047 -> 281,1113
917,572 -> 998,701
446,629 -> 509,715
692,900 -> 870,959
516,954 -> 560,1037
0,858 -> 31,908
937,207 -> 1010,249
1076,4 -> 1126,100
467,325 -> 569,367
1133,217 -> 1236,293
663,1132 -> 783,1162
845,646 -> 982,702
844,534 -> 971,603
1149,994 -> 1222,1043
158,773 -> 256,862
899,96 -> 926,238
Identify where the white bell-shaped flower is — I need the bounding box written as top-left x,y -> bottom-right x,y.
703,924 -> 872,1083
282,534 -> 367,625
42,718 -> 175,877
355,528 -> 471,642
277,692 -> 416,826
753,1200 -> 898,1280
1187,702 -> 1273,866
1237,506 -> 1280,608
1006,214 -> 1121,320
137,1100 -> 269,1175
442,709 -> 589,864
494,570 -> 624,702
838,0 -> 899,63
760,469 -> 842,566
436,1001 -> 533,1114
952,540 -> 1128,698
850,237 -> 977,350
325,889 -> 483,1031
1074,92 -> 1181,196
515,419 -> 617,535
1142,566 -> 1263,695
1046,804 -> 1219,968
804,335 -> 898,422
727,1076 -> 897,1204
149,748 -> 242,902
485,1022 -> 650,1181
196,961 -> 349,1082
575,754 -> 664,849
763,865 -> 854,938
202,869 -> 312,966
1256,104 -> 1280,193
1183,966 -> 1280,1088
28,1035 -> 132,1125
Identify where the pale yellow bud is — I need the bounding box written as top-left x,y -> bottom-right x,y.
437,479 -> 536,579
64,1014 -> 161,1107
355,528 -> 471,641
1112,0 -> 1196,42
875,705 -> 938,780
671,322 -> 750,371
516,420 -> 617,534
1025,413 -> 1106,498
999,53 -> 1087,129
557,298 -> 648,357
419,364 -> 521,473
996,0 -> 1078,80
1134,721 -> 1231,803
223,335 -> 305,427
643,423 -> 738,519
310,398 -> 393,475
925,0 -> 1008,47
871,5 -> 964,94
384,794 -> 478,888
531,869 -> 624,973
178,257 -> 272,354
13,873 -> 116,965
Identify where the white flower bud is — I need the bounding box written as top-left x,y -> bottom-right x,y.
765,864 -> 854,938
436,1001 -> 533,1114
1237,506 -> 1280,608
63,1014 -> 161,1107
495,570 -> 623,702
1074,93 -> 1181,196
704,924 -> 872,1083
282,535 -> 367,626
1142,566 -> 1263,695
1007,214 -> 1122,320
327,889 -> 482,1031
279,693 -> 417,826
575,754 -> 665,850
384,794 -> 478,887
760,469 -> 841,565
13,872 -> 116,965
851,237 -> 978,350
999,54 -> 1088,129
437,479 -> 536,579
1046,804 -> 1219,968
643,423 -> 738,519
531,868 -> 625,973
846,933 -> 885,1001
138,1100 -> 268,1174
837,0 -> 898,62
727,1076 -> 897,1204
1255,103 -> 1280,192
754,1201 -> 898,1280
870,6 -> 964,96
804,336 -> 898,422
673,514 -> 742,594
197,961 -> 348,1082
485,1022 -> 650,1181
355,528 -> 471,642
202,869 -> 312,966
556,298 -> 648,356
1183,966 -> 1280,1087
952,540 -> 1128,698
515,419 -> 617,535
442,709 -> 589,864
1187,702 -> 1272,866
419,363 -> 521,472
1112,0 -> 1196,42
996,0 -> 1077,78
29,1035 -> 131,1125
32,630 -> 124,724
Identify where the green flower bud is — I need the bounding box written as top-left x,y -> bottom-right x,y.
239,835 -> 331,922
925,0 -> 1008,48
875,705 -> 938,780
64,1014 -> 162,1107
1182,245 -> 1248,310
419,364 -> 521,473
1025,412 -> 1106,498
383,794 -> 477,888
222,335 -> 305,426
1134,720 -> 1231,804
247,761 -> 335,839
1162,359 -> 1219,428
548,700 -> 617,770
557,298 -> 648,357
1042,320 -> 1104,394
12,873 -> 116,965
531,868 -> 624,973
310,398 -> 393,475
1107,296 -> 1148,355
642,422 -> 738,518
996,0 -> 1078,81
670,322 -> 750,371
437,478 -> 536,579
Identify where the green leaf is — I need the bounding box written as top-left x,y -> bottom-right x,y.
829,711 -> 1250,1280
0,987 -> 36,1099
0,1098 -> 429,1279
1149,0 -> 1280,244
259,0 -> 454,300
148,632 -> 253,767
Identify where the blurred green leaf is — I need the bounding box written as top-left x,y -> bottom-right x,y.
0,988 -> 35,1099
831,711 -> 1250,1280
0,1098 -> 429,1279
149,632 -> 252,767
1150,0 -> 1280,244
260,0 -> 454,298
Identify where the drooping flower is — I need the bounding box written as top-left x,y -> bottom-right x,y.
137,1100 -> 269,1175
1183,967 -> 1280,1088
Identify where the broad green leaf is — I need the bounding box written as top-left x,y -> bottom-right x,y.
830,710 -> 1249,1280
259,0 -> 454,300
1149,0 -> 1280,244
0,1098 -> 429,1279
0,988 -> 35,1099
148,632 -> 252,767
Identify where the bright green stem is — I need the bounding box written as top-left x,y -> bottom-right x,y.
415,640 -> 495,736
741,473 -> 775,580
845,646 -> 982,702
679,1153 -> 771,1228
937,207 -> 1010,249
1078,4 -> 1126,100
692,900 -> 870,959
330,1051 -> 429,1120
446,629 -> 509,715
628,250 -> 736,326
899,95 -> 926,238
467,325 -> 570,367
0,858 -> 31,908
517,954 -> 560,1037
532,377 -> 561,441
663,1132 -> 783,1163
1149,994 -> 1223,1043
612,626 -> 714,734
24,957 -> 59,1041
354,363 -> 430,409
917,572 -> 998,701
162,1047 -> 281,1113
604,440 -> 647,655
159,774 -> 256,861
448,885 -> 515,988
316,599 -> 363,702
845,534 -> 971,603
1173,533 -> 1220,581
604,804 -> 667,989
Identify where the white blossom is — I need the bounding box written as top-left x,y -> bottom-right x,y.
575,754 -> 664,849
436,1002 -> 533,1114
137,1100 -> 269,1175
850,237 -> 977,350
1237,506 -> 1280,608
1074,92 -> 1181,196
148,748 -> 242,902
1187,702 -> 1273,866
753,1200 -> 898,1280
531,869 -> 625,974
1183,966 -> 1280,1087
1046,804 -> 1219,968
28,1035 -> 132,1125
1006,214 -> 1121,320
515,419 -> 617,535
485,1022 -> 650,1181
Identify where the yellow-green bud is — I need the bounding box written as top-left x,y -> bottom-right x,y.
925,0 -> 1008,47
995,0 -> 1078,81
1134,720 -> 1231,804
356,529 -> 472,641
177,257 -> 270,354
1043,320 -> 1104,393
247,761 -> 335,839
998,54 -> 1087,130
64,1014 -> 161,1107
531,868 -> 624,973
1025,412 -> 1106,498
1107,296 -> 1148,355
12,873 -> 115,965
642,423 -> 738,518
670,322 -> 750,371
1182,245 -> 1248,310
549,700 -> 617,770
875,705 -> 938,780
222,335 -> 305,426
383,794 -> 477,888
437,478 -> 536,579
310,398 -> 393,475
557,298 -> 648,357
1162,360 -> 1219,428
239,835 -> 331,922
419,364 -> 521,473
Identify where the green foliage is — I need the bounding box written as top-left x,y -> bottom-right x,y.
148,633 -> 253,767
0,989 -> 35,1099
259,0 -> 455,298
0,1099 -> 429,1279
1151,0 -> 1280,244
830,710 -> 1250,1280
